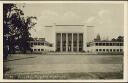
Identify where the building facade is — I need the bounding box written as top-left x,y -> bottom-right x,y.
87,41 -> 123,54
44,24 -> 94,52
56,33 -> 83,52
29,38 -> 53,53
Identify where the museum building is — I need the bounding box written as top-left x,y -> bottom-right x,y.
44,24 -> 94,52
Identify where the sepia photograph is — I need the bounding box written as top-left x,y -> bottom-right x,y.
1,1 -> 127,82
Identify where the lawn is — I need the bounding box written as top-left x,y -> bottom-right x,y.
3,54 -> 123,79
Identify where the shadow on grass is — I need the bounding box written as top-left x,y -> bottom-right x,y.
4,56 -> 36,62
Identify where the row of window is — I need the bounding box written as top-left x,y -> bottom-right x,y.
95,43 -> 123,46
96,49 -> 123,52
32,49 -> 44,51
30,42 -> 52,47
31,42 -> 44,45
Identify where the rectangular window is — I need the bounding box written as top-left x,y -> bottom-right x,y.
110,43 -> 112,46
106,49 -> 109,52
41,43 -> 44,45
103,43 -> 105,46
31,43 -> 33,45
95,43 -> 98,46
120,49 -> 122,52
34,43 -> 37,45
56,33 -> 61,52
38,42 -> 40,45
103,49 -> 105,51
38,49 -> 40,51
110,49 -> 112,52
99,49 -> 102,51
120,43 -> 123,46
99,43 -> 102,46
113,49 -> 115,52
113,43 -> 117,46
96,49 -> 98,52
117,49 -> 119,52
34,49 -> 37,51
41,49 -> 44,51
117,43 -> 120,46
106,43 -> 109,46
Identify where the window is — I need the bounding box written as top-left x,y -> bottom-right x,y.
103,43 -> 105,46
56,48 -> 60,52
113,43 -> 116,46
106,43 -> 109,46
120,43 -> 123,46
110,43 -> 112,46
34,43 -> 37,45
41,49 -> 44,51
38,42 -> 40,45
99,49 -> 102,51
99,43 -> 102,46
96,49 -> 98,52
119,43 -> 121,46
95,43 -> 98,46
103,49 -> 105,51
113,49 -> 115,52
117,43 -> 120,46
106,49 -> 109,52
120,49 -> 123,52
34,49 -> 37,51
31,43 -> 33,45
41,43 -> 44,45
117,49 -> 119,52
110,49 -> 112,52
38,49 -> 40,51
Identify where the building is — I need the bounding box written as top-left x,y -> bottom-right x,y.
29,38 -> 53,53
87,41 -> 123,54
31,23 -> 124,54
44,24 -> 94,52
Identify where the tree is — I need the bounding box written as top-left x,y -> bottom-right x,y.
111,36 -> 124,42
3,4 -> 37,56
116,36 -> 123,42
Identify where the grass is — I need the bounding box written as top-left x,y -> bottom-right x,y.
3,54 -> 123,80
3,72 -> 123,80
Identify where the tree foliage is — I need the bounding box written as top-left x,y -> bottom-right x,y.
3,4 -> 37,54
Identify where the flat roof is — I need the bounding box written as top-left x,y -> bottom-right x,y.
55,25 -> 84,26
44,24 -> 85,27
94,41 -> 123,43
44,26 -> 53,27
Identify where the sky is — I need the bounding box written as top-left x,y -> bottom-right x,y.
17,3 -> 124,40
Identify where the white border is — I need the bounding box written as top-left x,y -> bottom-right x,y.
124,1 -> 128,82
0,1 -> 127,82
0,1 -> 3,82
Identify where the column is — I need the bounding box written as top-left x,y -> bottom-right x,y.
72,33 -> 74,52
66,33 -> 68,52
77,33 -> 79,52
60,33 -> 62,52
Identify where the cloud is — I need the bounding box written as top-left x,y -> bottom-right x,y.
98,10 -> 108,18
84,9 -> 109,25
30,10 -> 82,37
63,11 -> 79,19
86,16 -> 96,24
39,10 -> 59,25
57,11 -> 81,24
